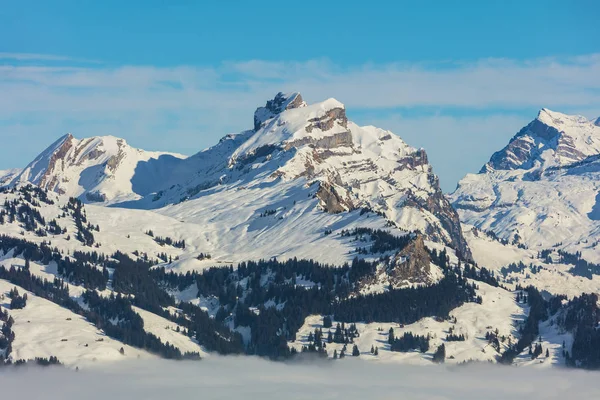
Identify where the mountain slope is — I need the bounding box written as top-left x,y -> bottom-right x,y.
451,109 -> 600,263
0,169 -> 21,186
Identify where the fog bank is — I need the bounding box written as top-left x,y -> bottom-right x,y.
1,356 -> 598,399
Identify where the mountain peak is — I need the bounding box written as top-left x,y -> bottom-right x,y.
536,108 -> 589,128
253,92 -> 307,130
235,96 -> 349,163
482,109 -> 600,172
12,133 -> 185,202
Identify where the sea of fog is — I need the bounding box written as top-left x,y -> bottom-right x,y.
1,356 -> 598,399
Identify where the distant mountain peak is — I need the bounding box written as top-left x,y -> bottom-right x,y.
482,108 -> 600,172
452,108 -> 600,265
11,133 -> 185,203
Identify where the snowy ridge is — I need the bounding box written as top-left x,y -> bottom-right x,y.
451,109 -> 600,262
12,134 -> 186,204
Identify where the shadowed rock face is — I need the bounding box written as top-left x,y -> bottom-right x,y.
397,149 -> 429,170
354,234 -> 434,291
38,134 -> 75,194
305,107 -> 348,132
316,181 -> 353,213
406,184 -> 472,261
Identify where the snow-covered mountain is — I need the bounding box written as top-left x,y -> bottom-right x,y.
13,92 -> 470,259
3,97 -> 600,371
10,134 -> 186,204
451,109 -> 600,263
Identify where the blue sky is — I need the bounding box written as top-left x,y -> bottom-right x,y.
1,0 -> 599,191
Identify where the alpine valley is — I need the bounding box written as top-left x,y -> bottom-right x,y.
1,93 -> 599,370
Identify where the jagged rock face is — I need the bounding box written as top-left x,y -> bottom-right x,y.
407,188 -> 470,260
451,109 -> 600,262
285,131 -> 353,151
391,235 -> 432,283
316,181 -> 353,213
305,107 -> 348,133
354,235 -> 433,292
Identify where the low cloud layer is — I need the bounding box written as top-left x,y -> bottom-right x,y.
1,357 -> 598,400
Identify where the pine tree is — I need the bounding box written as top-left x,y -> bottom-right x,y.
388,327 -> 395,344
352,344 -> 360,357
432,344 -> 445,363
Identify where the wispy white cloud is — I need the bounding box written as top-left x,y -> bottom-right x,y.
0,52 -> 74,61
0,53 -> 598,187
0,52 -> 100,63
1,54 -> 599,112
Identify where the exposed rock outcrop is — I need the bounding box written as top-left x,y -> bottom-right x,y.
390,235 -> 432,284
286,131 -> 353,151
305,107 -> 348,133
316,181 -> 353,213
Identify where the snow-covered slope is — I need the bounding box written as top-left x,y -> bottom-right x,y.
451,109 -> 600,264
0,169 -> 21,186
461,225 -> 600,297
290,280 -> 528,365
11,134 -> 186,204
0,279 -> 155,368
